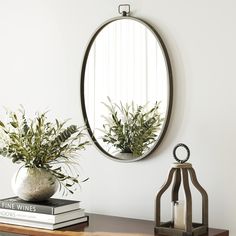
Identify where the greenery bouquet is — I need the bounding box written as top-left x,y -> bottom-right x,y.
101,97 -> 164,157
0,108 -> 89,196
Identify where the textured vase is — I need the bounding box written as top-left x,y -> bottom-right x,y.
114,152 -> 134,159
11,167 -> 59,202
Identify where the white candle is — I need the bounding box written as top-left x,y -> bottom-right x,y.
174,201 -> 186,230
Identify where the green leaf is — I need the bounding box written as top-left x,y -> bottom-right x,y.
66,183 -> 73,187
10,122 -> 18,128
82,177 -> 89,182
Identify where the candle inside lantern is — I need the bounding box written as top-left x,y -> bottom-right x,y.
174,201 -> 186,230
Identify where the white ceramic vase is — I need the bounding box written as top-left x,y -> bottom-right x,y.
11,167 -> 59,202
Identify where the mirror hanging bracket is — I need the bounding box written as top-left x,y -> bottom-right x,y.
118,4 -> 130,16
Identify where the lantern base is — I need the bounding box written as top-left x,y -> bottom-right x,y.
155,222 -> 208,236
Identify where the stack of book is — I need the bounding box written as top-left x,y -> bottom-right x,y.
0,196 -> 88,230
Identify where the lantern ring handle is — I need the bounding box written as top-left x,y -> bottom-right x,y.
173,143 -> 190,163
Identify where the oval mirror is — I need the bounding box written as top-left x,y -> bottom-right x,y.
81,16 -> 172,162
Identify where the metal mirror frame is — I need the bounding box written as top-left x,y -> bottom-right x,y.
80,15 -> 173,162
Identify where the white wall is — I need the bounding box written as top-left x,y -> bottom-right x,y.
0,0 -> 236,234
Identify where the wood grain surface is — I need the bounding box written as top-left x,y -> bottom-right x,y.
0,213 -> 229,236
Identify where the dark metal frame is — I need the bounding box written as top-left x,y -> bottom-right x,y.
173,143 -> 190,163
80,15 -> 173,162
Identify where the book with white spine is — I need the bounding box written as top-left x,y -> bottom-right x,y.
0,216 -> 89,230
0,208 -> 84,224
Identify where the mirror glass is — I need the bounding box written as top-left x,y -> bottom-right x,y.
81,17 -> 172,162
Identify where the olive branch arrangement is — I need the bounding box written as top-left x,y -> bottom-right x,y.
0,108 -> 89,195
101,97 -> 164,157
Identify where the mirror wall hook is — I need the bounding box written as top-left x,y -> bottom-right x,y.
118,4 -> 130,16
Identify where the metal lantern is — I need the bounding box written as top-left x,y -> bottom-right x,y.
155,144 -> 208,236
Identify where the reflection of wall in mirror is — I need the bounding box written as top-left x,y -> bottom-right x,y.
85,19 -> 168,153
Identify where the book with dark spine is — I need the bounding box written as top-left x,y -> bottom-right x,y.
0,197 -> 80,215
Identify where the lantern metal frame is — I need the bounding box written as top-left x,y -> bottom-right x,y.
155,144 -> 208,236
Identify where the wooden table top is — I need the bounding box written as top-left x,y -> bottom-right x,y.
0,213 -> 229,236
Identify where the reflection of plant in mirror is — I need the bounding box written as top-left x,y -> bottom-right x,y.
101,97 -> 164,157
0,108 -> 89,195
